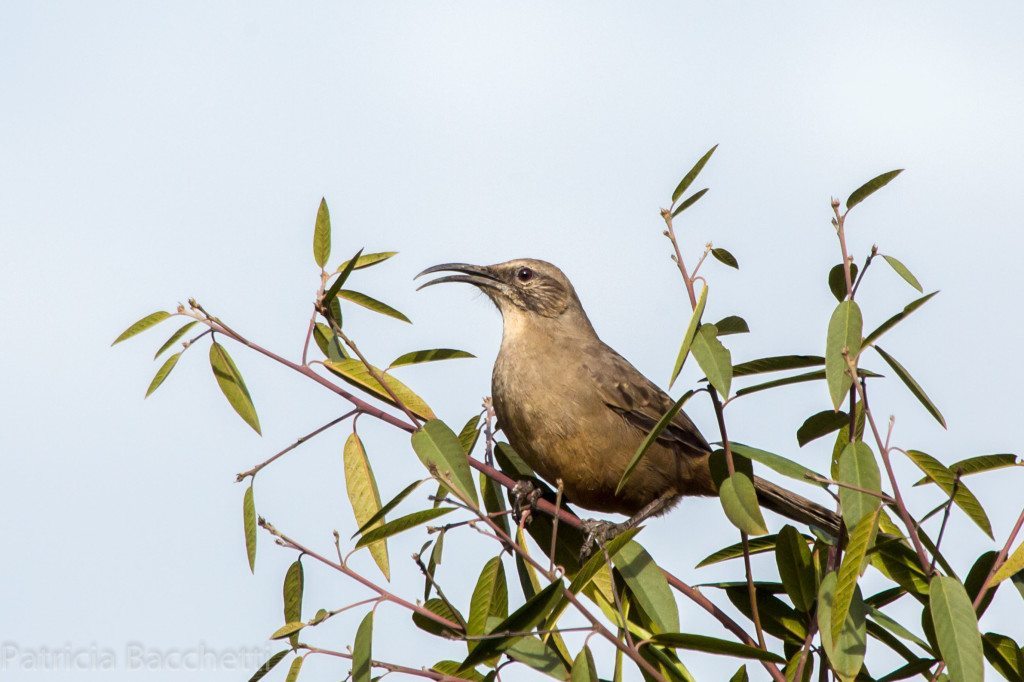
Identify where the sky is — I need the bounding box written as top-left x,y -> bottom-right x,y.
2,2 -> 1023,680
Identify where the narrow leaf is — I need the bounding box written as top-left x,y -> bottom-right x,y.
692,323 -> 732,397
325,358 -> 435,420
775,525 -> 816,612
847,169 -> 903,210
313,197 -> 331,268
711,248 -> 738,269
818,572 -> 867,681
826,300 -> 863,410
355,507 -> 455,548
248,650 -> 288,682
903,449 -> 992,538
733,355 -> 825,378
468,556 -> 509,651
715,315 -> 749,336
875,346 -> 946,428
270,622 -> 305,640
352,478 -> 428,538
323,247 -> 364,306
668,284 -> 708,388
313,322 -> 348,361
863,291 -> 938,347
338,289 -> 411,323
209,342 -> 261,434
616,390 -> 697,494
460,579 -> 564,670
989,543 -> 1024,588
411,420 -> 478,507
283,560 -> 303,647
672,144 -> 718,203
838,441 -> 882,528
243,485 -> 257,573
112,311 -> 171,345
154,321 -> 198,359
653,633 -> 784,663
146,352 -> 181,397
696,534 -> 786,568
832,511 -> 879,644
914,454 -> 1019,486
881,255 -> 923,292
337,251 -> 397,272
458,415 -> 482,454
344,433 -> 391,578
389,348 -> 475,369
929,576 -> 983,682
571,646 -> 598,682
730,442 -> 824,486
284,656 -> 302,682
353,611 -> 373,682
671,187 -> 709,216
797,410 -> 849,447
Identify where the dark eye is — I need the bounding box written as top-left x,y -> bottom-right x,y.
516,267 -> 534,282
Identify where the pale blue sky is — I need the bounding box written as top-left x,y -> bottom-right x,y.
2,2 -> 1023,680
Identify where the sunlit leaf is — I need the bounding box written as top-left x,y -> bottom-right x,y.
776,525 -> 816,612
614,541 -> 680,633
832,511 -> 879,644
457,415 -> 482,455
355,507 -> 455,548
338,289 -> 411,323
838,441 -> 881,528
652,633 -> 785,663
668,284 -> 707,388
692,323 -> 732,397
248,650 -> 288,682
981,633 -> 1023,682
313,197 -> 331,268
671,187 -> 709,216
847,169 -> 903,210
353,611 -> 373,682
989,543 -> 1024,589
903,449 -> 992,538
352,478 -> 428,538
337,251 -> 397,272
413,598 -> 465,638
283,560 -> 303,647
112,311 -> 171,345
209,341 -> 261,434
146,352 -> 181,397
323,247 -> 363,308
696,534 -> 787,568
344,433 -> 391,578
154,321 -> 198,359
617,389 -> 697,494
313,322 -> 348,361
729,443 -> 824,486
270,622 -> 305,640
325,358 -> 435,420
389,348 -> 475,369
874,346 -> 946,428
914,454 -> 1019,486
797,410 -> 849,447
243,485 -> 257,573
863,291 -> 938,347
715,315 -> 749,336
818,572 -> 867,681
929,576 -> 983,682
460,579 -> 564,670
881,255 -> 923,292
506,637 -> 570,679
467,556 -> 509,655
672,144 -> 718,203
411,420 -> 478,507
284,656 -> 302,682
431,661 -> 484,681
729,666 -> 749,682
571,645 -> 598,682
826,300 -> 863,410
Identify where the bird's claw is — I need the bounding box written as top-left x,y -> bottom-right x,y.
511,480 -> 543,525
579,519 -> 627,560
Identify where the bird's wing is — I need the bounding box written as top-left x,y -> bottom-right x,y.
585,345 -> 711,458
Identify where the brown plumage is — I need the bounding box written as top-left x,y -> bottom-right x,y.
418,258 -> 840,540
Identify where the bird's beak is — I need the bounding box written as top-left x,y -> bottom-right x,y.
415,263 -> 507,293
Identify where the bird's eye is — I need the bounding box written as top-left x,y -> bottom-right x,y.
516,267 -> 534,282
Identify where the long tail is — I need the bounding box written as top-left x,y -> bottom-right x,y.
753,476 -> 842,537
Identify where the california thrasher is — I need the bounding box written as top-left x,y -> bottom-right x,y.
418,258 -> 840,554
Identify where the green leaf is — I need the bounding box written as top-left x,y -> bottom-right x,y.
352,478 -> 428,538
431,661 -> 484,682
829,263 -> 858,301
411,420 -> 478,507
353,611 -> 373,682
460,579 -> 564,671
832,511 -> 878,644
652,633 -> 785,663
903,449 -> 992,538
571,646 -> 598,682
355,507 -> 455,548
112,311 -> 171,345
871,537 -> 931,597
734,368 -> 882,400
389,348 -> 475,369
668,284 -> 708,388
847,169 -> 903,210
964,551 -> 1000,617
881,255 -> 923,292
775,525 -> 816,612
337,251 -> 398,272
313,197 -> 331,268
730,666 -> 749,682
338,289 -> 411,323
719,472 -> 768,535
506,637 -> 571,679
467,556 -> 509,653
616,389 -> 698,494
715,315 -> 749,336
344,433 -> 391,578
826,300 -> 863,410
711,248 -> 738,269
458,415 -> 482,454
154,321 -> 198,358
730,443 -> 824,486
982,632 -> 1023,682
146,352 -> 181,397
614,541 -> 680,633
989,543 -> 1024,588
726,586 -> 807,643
313,322 -> 348,361
797,410 -> 849,447
270,622 -> 305,640
867,605 -> 934,654
324,247 -> 364,308
672,144 -> 718,203
838,441 -> 882,528
874,346 -> 947,428
671,187 -> 709,216
818,572 -> 867,682
733,355 -> 825,377
248,650 -> 288,682
692,323 -> 732,397
929,576 -> 983,682
284,656 -> 302,682
914,454 -> 1019,486
863,291 -> 938,347
209,341 -> 261,434
283,560 -> 303,647
325,358 -> 436,420
413,598 -> 465,638
696,534 -> 786,568
243,485 -> 257,573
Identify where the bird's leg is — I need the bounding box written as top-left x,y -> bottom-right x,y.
579,492 -> 675,559
510,479 -> 543,524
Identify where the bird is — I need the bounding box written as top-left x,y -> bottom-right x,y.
417,258 -> 840,555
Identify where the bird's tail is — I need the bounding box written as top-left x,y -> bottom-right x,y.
753,476 -> 842,537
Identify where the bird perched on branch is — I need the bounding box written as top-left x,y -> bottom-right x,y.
417,258 -> 840,555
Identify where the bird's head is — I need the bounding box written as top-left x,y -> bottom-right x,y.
416,258 -> 588,324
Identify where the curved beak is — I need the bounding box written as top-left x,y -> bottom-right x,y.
415,263 -> 506,293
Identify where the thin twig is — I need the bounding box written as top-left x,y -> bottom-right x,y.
929,471 -> 961,575
236,410 -> 358,481
302,645 -> 462,681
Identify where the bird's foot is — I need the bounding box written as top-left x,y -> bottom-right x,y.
579,519 -> 627,560
511,479 -> 543,525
